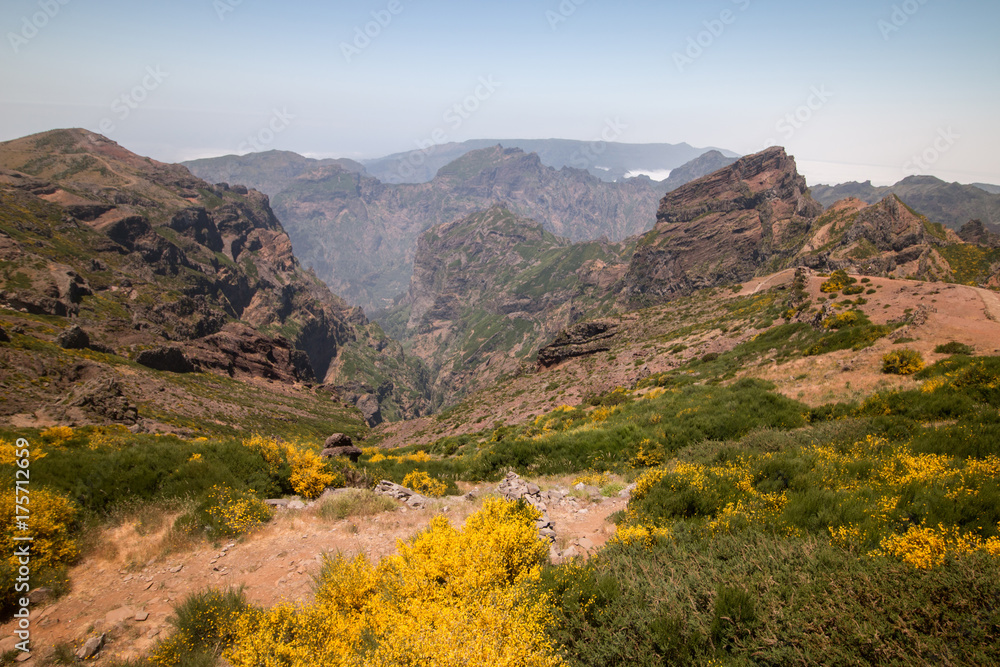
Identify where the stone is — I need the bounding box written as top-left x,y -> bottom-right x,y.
57,324 -> 90,350
76,634 -> 105,659
323,433 -> 353,448
287,500 -> 307,510
106,606 -> 136,625
169,564 -> 183,573
0,326 -> 9,343
320,445 -> 362,463
27,587 -> 53,604
134,347 -> 194,373
265,499 -> 289,508
577,538 -> 595,551
537,320 -> 620,368
135,611 -> 149,622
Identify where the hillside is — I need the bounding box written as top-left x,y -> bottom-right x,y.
0,129 -> 429,431
183,150 -> 365,199
380,206 -> 628,407
811,175 -> 1000,230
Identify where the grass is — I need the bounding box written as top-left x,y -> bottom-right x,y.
315,489 -> 397,521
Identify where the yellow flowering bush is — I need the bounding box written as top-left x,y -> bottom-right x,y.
222,498 -> 562,667
185,486 -> 272,538
40,425 -> 74,446
609,524 -> 672,549
402,470 -> 448,497
882,349 -> 924,375
242,434 -> 336,499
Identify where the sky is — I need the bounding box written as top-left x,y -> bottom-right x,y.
1,0 -> 998,186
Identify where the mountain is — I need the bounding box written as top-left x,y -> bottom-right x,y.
660,150 -> 739,192
972,183 -> 1000,195
183,150 -> 365,198
0,129 -> 429,430
359,139 -> 740,184
810,176 -> 1000,230
380,206 -> 627,406
624,147 -> 822,305
269,146 -> 665,311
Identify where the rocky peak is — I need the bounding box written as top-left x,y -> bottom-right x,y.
623,147 -> 821,304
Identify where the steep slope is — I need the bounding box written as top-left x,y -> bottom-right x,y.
623,147 -> 822,305
183,150 -> 366,198
810,176 -> 1000,230
383,206 -> 628,407
271,146 -> 663,311
0,129 -> 429,429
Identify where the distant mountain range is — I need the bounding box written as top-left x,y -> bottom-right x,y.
357,138 -> 740,184
810,176 -> 1000,232
185,145 -> 738,312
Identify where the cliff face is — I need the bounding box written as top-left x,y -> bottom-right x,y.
0,129 -> 428,427
623,147 -> 821,304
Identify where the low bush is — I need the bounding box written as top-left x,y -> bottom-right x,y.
151,587 -> 252,666
935,341 -> 975,355
316,489 -> 397,522
882,348 -> 924,375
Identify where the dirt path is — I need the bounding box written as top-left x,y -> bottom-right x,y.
1,486 -> 626,663
974,286 -> 1000,321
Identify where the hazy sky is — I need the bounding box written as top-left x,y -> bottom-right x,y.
2,0 -> 998,186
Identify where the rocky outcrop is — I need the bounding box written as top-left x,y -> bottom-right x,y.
61,378 -> 139,425
537,320 -> 620,368
57,325 -> 90,350
321,434 -> 361,462
496,472 -> 556,542
184,323 -> 313,382
960,220 -> 1000,247
374,480 -> 428,509
623,147 -> 821,305
661,150 -> 738,192
135,347 -> 194,373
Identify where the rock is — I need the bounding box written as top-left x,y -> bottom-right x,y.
577,538 -> 595,551
324,433 -> 353,448
135,347 -> 194,373
356,393 -> 382,427
106,606 -> 136,625
287,499 -> 307,510
374,480 -> 426,508
57,324 -> 90,350
496,472 -> 555,542
537,320 -> 620,368
27,587 -> 53,604
135,611 -> 149,622
619,484 -> 636,498
76,634 -> 105,659
0,325 -> 9,343
63,377 -> 139,424
321,445 -> 362,463
168,564 -> 183,573
265,499 -> 289,508
14,651 -> 31,663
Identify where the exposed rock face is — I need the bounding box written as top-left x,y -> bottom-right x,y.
62,378 -> 139,425
0,326 -> 8,343
135,347 -> 194,373
537,320 -> 620,368
960,219 -> 1000,247
324,433 -> 353,448
624,147 -> 821,305
795,195 -> 966,281
57,325 -> 90,350
0,128 -> 429,427
321,445 -> 362,462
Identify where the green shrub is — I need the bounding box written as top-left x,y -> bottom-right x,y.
316,489 -> 397,521
935,341 -> 974,355
176,486 -> 272,538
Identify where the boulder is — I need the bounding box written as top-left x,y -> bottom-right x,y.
321,445 -> 362,463
537,320 -> 620,368
324,433 -> 353,448
57,324 -> 90,350
135,347 -> 195,373
374,480 -> 426,509
0,325 -> 8,343
76,634 -> 105,659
